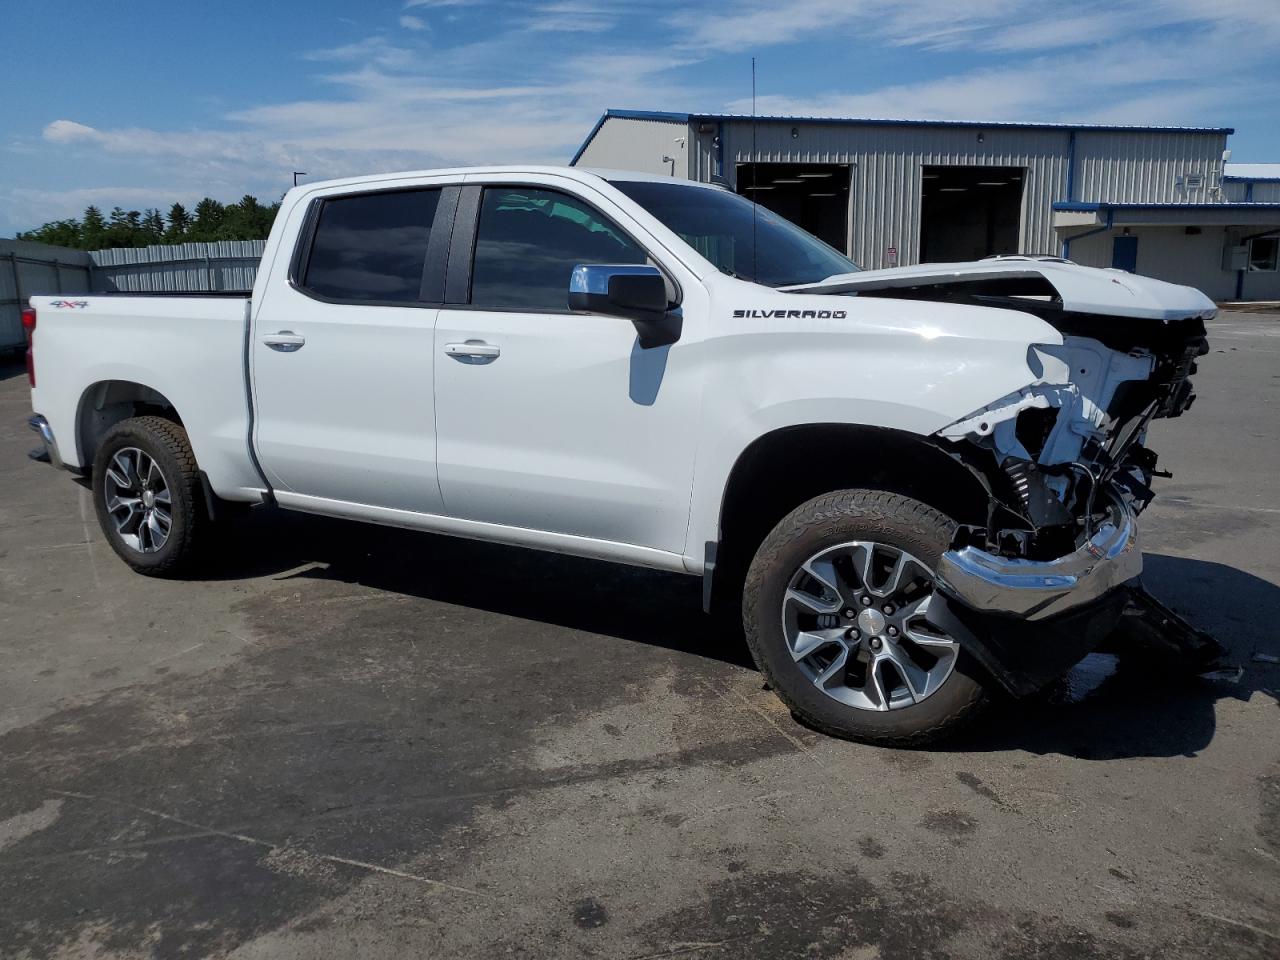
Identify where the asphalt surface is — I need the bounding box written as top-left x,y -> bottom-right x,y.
1,311 -> 1278,959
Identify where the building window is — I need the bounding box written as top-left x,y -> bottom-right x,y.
1249,236 -> 1279,272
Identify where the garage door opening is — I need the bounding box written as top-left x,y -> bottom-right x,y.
919,165 -> 1024,262
735,162 -> 851,253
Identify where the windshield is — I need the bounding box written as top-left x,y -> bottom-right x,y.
609,179 -> 859,287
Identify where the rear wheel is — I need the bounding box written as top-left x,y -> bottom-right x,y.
743,489 -> 989,746
92,416 -> 207,576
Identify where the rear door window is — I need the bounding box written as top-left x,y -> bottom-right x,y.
303,189 -> 442,302
470,187 -> 647,311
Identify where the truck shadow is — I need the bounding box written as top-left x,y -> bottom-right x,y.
206,505 -> 754,669
207,508 -> 1278,759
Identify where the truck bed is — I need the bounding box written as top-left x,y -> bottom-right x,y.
28,294 -> 264,498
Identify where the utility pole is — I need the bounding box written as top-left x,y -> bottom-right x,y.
293,172 -> 307,187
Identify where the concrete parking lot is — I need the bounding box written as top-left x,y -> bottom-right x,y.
1,311 -> 1278,959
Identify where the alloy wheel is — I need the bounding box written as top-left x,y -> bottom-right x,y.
103,446 -> 173,554
781,541 -> 960,711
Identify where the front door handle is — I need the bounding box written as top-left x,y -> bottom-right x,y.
262,331 -> 306,352
444,340 -> 501,363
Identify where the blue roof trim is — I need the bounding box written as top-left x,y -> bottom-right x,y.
570,113 -> 611,165
600,107 -> 1233,136
604,109 -> 692,123
1224,175 -> 1280,183
1054,201 -> 1280,211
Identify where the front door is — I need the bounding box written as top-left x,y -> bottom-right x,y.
433,183 -> 702,554
1111,235 -> 1139,273
252,185 -> 448,513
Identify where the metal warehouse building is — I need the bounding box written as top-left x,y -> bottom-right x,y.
572,109 -> 1280,301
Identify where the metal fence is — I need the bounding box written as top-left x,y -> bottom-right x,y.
0,239 -> 266,350
91,240 -> 265,294
0,240 -> 94,350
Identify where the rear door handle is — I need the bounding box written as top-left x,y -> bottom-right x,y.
444,340 -> 501,362
262,331 -> 306,352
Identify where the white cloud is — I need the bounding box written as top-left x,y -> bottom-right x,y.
303,36 -> 417,70
10,0 -> 1279,236
43,119 -> 100,143
399,14 -> 428,31
16,36 -> 693,231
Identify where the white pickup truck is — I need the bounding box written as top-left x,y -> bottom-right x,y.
23,166 -> 1215,744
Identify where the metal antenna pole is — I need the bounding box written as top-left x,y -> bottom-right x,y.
751,57 -> 758,282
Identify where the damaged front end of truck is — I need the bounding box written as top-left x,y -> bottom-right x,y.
806,258 -> 1226,694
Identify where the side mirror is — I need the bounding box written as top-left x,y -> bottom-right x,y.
569,264 -> 681,348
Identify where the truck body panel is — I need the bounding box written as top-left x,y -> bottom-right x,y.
25,164 -> 1209,637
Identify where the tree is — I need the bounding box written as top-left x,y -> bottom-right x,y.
190,198 -> 225,242
141,209 -> 165,245
166,202 -> 191,242
16,218 -> 82,248
81,206 -> 106,249
15,193 -> 279,249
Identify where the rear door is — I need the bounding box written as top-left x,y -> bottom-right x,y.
432,179 -> 703,553
251,183 -> 456,512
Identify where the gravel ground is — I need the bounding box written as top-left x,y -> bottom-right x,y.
1,310 -> 1277,959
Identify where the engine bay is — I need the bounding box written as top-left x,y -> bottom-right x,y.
917,281 -> 1210,562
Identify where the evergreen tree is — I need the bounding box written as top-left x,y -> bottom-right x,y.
141,209 -> 165,244
191,198 -> 225,242
82,206 -> 106,249
166,202 -> 191,242
15,193 -> 279,248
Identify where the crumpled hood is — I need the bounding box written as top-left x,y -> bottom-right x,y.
785,257 -> 1217,323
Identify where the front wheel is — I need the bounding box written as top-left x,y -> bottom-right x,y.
743,489 -> 990,746
92,416 -> 208,576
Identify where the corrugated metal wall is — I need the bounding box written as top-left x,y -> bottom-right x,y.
91,241 -> 264,293
704,121 -> 1072,268
1223,180 -> 1280,203
0,240 -> 264,350
683,119 -> 1231,269
0,240 -> 93,350
575,117 -> 689,177
1073,130 -> 1226,204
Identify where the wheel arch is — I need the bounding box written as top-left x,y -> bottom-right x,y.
705,423 -> 991,613
76,380 -> 184,469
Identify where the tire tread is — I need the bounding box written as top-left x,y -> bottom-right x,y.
92,415 -> 206,577
742,488 -> 988,747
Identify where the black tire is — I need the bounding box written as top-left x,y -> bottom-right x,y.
743,489 -> 989,746
92,416 -> 207,577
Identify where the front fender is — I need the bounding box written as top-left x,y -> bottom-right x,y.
684,292 -> 1066,567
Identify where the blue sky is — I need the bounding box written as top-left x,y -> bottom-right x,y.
3,0 -> 1278,236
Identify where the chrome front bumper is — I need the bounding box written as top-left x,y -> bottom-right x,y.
937,491 -> 1142,621
27,414 -> 66,470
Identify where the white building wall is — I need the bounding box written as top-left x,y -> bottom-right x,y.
573,117 -> 690,177
1067,226 -> 1280,301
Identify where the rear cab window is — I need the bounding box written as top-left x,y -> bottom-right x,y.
301,188 -> 442,303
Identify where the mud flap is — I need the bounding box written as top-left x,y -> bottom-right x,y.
1108,584 -> 1229,675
